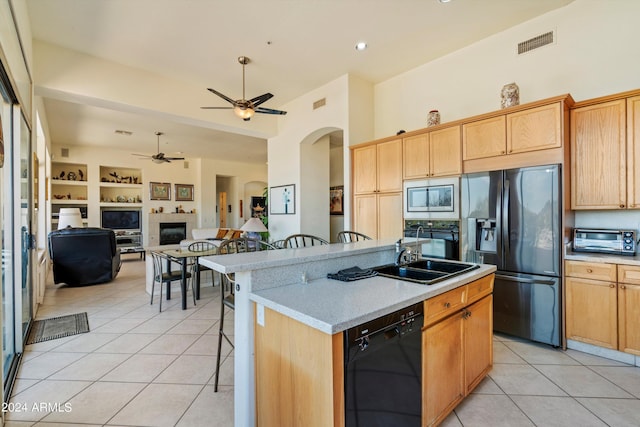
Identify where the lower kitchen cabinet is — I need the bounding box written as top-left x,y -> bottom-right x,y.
565,260 -> 640,355
422,279 -> 493,427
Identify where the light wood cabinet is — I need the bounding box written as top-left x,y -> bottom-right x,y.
352,138 -> 403,239
617,264 -> 640,355
571,99 -> 626,209
570,90 -> 640,210
353,192 -> 403,240
565,260 -> 640,355
422,274 -> 494,427
462,116 -> 506,160
353,139 -> 402,195
403,126 -> 461,179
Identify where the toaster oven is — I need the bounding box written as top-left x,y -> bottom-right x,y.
572,228 -> 637,256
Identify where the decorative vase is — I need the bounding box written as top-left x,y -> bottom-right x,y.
427,110 -> 441,127
501,82 -> 520,109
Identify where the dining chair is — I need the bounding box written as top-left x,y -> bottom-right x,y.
150,251 -> 194,312
283,234 -> 329,248
337,230 -> 372,243
187,240 -> 217,286
214,237 -> 269,391
270,239 -> 286,249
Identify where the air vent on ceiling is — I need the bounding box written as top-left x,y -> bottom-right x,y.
518,31 -> 554,55
115,129 -> 133,136
313,98 -> 326,110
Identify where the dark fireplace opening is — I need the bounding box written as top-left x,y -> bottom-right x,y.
159,222 -> 187,245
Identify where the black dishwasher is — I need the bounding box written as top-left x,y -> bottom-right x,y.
344,302 -> 423,427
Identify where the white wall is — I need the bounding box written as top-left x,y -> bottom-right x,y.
329,143 -> 344,242
300,135 -> 330,240
267,74 -> 374,241
375,0 -> 640,137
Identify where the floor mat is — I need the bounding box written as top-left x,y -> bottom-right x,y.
26,312 -> 90,345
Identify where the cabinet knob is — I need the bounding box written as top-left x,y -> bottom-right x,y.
620,285 -> 626,289
620,204 -> 625,208
444,302 -> 451,308
501,151 -> 506,154
610,284 -> 615,288
587,268 -> 593,273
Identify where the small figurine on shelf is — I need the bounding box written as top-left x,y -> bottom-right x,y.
78,169 -> 84,181
59,171 -> 65,179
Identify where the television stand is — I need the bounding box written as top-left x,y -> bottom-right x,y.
115,231 -> 145,260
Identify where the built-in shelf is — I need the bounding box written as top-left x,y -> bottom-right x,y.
100,202 -> 143,208
99,165 -> 143,205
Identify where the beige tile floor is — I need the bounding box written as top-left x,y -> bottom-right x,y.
5,259 -> 640,426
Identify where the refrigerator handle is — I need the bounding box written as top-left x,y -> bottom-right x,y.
495,274 -> 555,286
503,178 -> 510,255
496,178 -> 503,260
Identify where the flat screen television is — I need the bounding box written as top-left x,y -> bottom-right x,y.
101,209 -> 141,231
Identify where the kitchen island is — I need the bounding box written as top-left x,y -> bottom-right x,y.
199,239 -> 496,426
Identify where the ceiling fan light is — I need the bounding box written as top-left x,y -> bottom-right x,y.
234,106 -> 255,119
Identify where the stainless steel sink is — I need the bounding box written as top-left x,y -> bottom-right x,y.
407,259 -> 479,274
372,259 -> 479,285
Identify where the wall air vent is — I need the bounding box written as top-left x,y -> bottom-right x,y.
313,98 -> 326,110
518,31 -> 554,54
61,148 -> 69,158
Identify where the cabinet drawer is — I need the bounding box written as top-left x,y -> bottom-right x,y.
565,260 -> 617,281
424,285 -> 467,326
467,274 -> 494,304
618,264 -> 640,285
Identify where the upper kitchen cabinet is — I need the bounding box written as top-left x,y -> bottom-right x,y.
462,95 -> 572,173
353,139 -> 402,195
403,125 -> 461,179
570,89 -> 640,210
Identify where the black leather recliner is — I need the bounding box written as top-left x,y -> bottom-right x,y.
48,227 -> 122,285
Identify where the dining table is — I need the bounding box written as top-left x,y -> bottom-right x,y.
160,247 -> 218,309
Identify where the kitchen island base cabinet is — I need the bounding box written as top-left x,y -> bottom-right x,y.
422,282 -> 493,427
254,273 -> 494,427
254,306 -> 344,427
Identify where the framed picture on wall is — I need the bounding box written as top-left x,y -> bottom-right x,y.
149,182 -> 171,200
330,186 -> 343,215
175,183 -> 194,201
270,184 -> 295,215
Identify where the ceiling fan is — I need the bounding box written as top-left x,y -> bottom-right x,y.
202,56 -> 287,121
132,132 -> 185,164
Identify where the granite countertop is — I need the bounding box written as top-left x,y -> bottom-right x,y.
565,249 -> 640,266
250,264 -> 496,334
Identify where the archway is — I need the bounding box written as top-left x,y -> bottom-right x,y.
299,127 -> 344,242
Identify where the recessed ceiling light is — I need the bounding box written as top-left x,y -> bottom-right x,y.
438,0 -> 452,3
355,42 -> 368,51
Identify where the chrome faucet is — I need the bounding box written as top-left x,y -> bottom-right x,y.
414,226 -> 423,258
395,239 -> 412,265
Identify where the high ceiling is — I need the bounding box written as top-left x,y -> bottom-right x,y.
26,0 -> 574,164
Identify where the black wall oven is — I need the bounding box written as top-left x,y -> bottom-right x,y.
344,302 -> 423,427
404,220 -> 460,260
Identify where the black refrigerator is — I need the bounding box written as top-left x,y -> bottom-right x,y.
461,164 -> 562,346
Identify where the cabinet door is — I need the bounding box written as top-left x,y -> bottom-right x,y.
430,126 -> 461,177
565,276 -> 617,349
353,145 -> 377,194
464,295 -> 493,394
462,116 -> 506,160
353,194 -> 378,239
403,134 -> 429,179
627,95 -> 640,208
377,192 -> 403,240
422,312 -> 464,427
618,283 -> 640,355
571,99 -> 626,209
507,102 -> 562,154
377,139 -> 403,193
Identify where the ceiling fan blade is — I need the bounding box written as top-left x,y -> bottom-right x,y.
255,106 -> 288,115
165,156 -> 185,161
250,93 -> 274,108
200,106 -> 234,110
132,153 -> 152,157
207,88 -> 237,106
